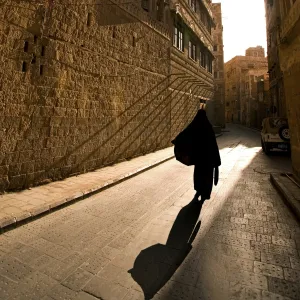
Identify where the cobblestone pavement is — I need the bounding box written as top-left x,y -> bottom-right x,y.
1,124 -> 299,300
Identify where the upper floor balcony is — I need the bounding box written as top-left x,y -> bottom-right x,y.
169,0 -> 214,52
280,0 -> 300,42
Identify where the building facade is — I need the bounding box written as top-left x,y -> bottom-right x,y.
265,0 -> 300,181
264,0 -> 287,118
206,2 -> 225,128
0,0 -> 215,192
168,0 -> 215,138
256,74 -> 271,129
224,47 -> 268,126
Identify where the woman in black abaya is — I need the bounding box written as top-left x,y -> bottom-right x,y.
190,109 -> 221,202
173,108 -> 221,203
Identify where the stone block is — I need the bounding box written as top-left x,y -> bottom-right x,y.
228,270 -> 268,290
254,261 -> 284,279
80,254 -> 110,275
290,256 -> 300,270
261,290 -> 292,300
283,267 -> 300,283
272,236 -> 296,248
83,277 -> 129,300
0,275 -> 19,299
0,256 -> 34,282
62,268 -> 93,291
268,277 -> 300,299
48,284 -> 78,300
261,252 -> 291,268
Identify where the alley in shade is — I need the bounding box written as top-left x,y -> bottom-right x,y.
1,125 -> 299,300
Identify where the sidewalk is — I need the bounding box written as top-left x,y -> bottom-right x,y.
1,125 -> 299,300
0,147 -> 175,230
0,133 -> 221,230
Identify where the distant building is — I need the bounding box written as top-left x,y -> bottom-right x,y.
245,46 -> 265,58
206,2 -> 225,128
224,47 -> 268,125
265,0 -> 300,181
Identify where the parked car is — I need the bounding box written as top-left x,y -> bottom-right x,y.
261,117 -> 290,155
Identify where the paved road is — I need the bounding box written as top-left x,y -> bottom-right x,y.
1,125 -> 299,300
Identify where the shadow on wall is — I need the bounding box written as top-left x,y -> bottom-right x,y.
36,3 -> 210,184
1,1 -> 211,191
35,73 -> 202,187
128,199 -> 203,299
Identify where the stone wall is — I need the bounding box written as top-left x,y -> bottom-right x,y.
0,1 -> 172,191
169,50 -> 214,140
209,2 -> 225,128
225,54 -> 268,124
265,0 -> 300,182
279,15 -> 300,181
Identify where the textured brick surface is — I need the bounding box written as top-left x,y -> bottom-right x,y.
0,0 -> 216,194
0,125 -> 299,299
0,147 -> 174,229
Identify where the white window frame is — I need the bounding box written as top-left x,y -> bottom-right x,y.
173,25 -> 184,51
189,41 -> 196,60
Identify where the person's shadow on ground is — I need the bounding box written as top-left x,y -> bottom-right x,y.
128,199 -> 203,299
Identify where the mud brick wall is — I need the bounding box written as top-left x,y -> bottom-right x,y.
0,1 -> 171,191
169,48 -> 214,140
279,43 -> 300,181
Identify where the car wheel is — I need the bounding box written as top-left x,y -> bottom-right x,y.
279,125 -> 290,141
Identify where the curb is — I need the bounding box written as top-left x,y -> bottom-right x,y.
1,134 -> 223,231
270,173 -> 300,221
1,155 -> 175,231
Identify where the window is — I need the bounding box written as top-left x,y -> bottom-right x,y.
156,0 -> 164,21
40,65 -> 44,76
173,25 -> 184,51
188,0 -> 196,12
215,57 -> 219,67
200,49 -> 206,68
201,11 -> 206,26
31,55 -> 36,64
214,72 -> 218,79
141,0 -> 149,11
24,41 -> 29,52
87,13 -> 92,26
22,62 -> 27,72
213,45 -> 218,51
41,46 -> 45,56
189,41 -> 196,60
207,55 -> 213,73
207,21 -> 211,34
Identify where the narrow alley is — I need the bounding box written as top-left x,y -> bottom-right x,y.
0,125 -> 299,300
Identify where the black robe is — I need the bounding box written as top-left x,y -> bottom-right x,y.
173,110 -> 221,200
